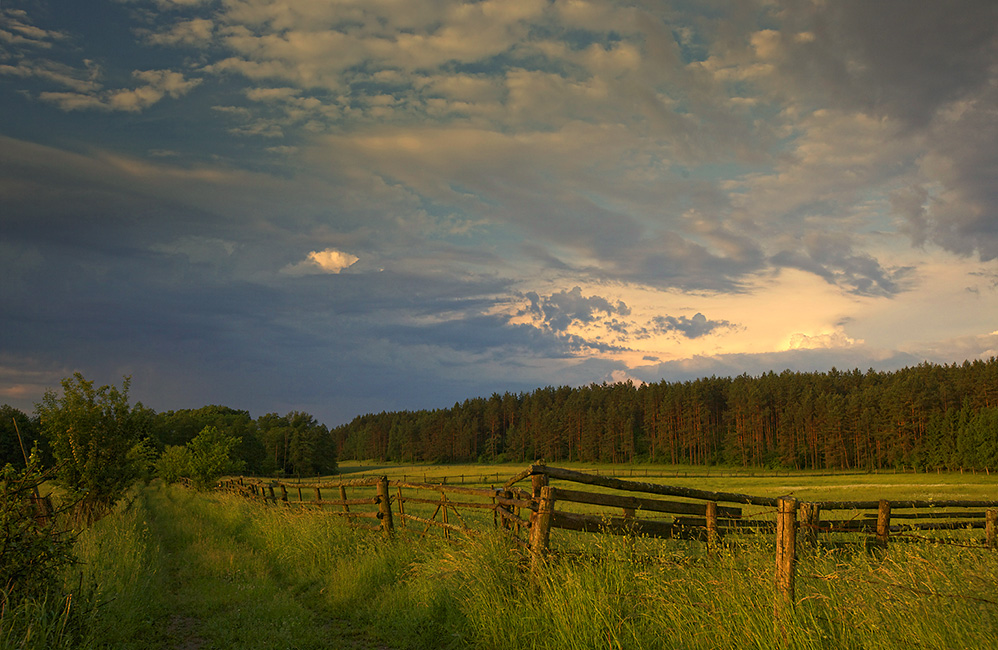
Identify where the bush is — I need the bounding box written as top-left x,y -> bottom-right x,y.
155,445 -> 192,484
155,426 -> 244,489
36,373 -> 148,522
188,426 -> 244,488
0,452 -> 75,607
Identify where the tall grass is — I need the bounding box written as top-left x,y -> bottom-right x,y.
1,487 -> 166,650
445,531 -> 998,649
8,479 -> 998,649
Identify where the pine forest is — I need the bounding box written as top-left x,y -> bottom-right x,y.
333,359 -> 998,471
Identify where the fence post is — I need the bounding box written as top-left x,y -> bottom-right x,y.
280,484 -> 288,505
376,476 -> 394,539
705,501 -> 719,552
622,505 -> 637,554
492,489 -> 498,529
501,489 -> 515,532
987,509 -> 997,549
530,485 -> 555,581
775,497 -> 797,618
442,493 -> 450,540
531,462 -> 548,498
876,500 -> 891,549
339,485 -> 353,525
267,484 -> 276,504
800,502 -> 821,548
397,487 -> 406,529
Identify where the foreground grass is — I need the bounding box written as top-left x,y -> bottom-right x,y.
7,476 -> 998,649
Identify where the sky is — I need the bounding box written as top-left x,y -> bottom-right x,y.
2,0 -> 997,427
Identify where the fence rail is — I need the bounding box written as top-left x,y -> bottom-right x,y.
214,462 -> 998,625
317,465 -> 954,486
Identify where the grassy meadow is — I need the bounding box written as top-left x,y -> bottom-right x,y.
6,464 -> 998,649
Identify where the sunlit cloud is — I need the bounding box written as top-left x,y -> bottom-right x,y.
786,331 -> 860,351
282,248 -> 359,276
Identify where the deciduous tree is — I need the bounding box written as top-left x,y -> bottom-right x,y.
187,426 -> 244,489
36,373 -> 146,522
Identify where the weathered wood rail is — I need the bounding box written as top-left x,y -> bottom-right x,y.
504,464 -> 998,615
216,463 -> 998,622
218,475 -> 509,540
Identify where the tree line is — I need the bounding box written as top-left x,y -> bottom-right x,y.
333,359 -> 998,471
1,376 -> 338,493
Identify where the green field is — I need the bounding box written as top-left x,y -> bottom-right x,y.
8,465 -> 998,649
334,459 -> 998,501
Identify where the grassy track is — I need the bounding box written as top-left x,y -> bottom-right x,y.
142,486 -> 357,649
40,484 -> 419,650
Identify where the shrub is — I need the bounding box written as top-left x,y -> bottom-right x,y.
186,426 -> 244,489
155,445 -> 192,484
36,373 -> 148,522
0,452 -> 75,607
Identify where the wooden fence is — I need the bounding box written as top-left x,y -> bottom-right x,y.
217,475 -> 513,541
300,466 -> 907,487
216,463 -> 998,617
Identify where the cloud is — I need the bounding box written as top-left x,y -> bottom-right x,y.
0,354 -> 74,411
3,0 -> 998,428
787,331 -> 860,351
891,184 -> 932,248
1,8 -> 196,113
765,0 -> 998,128
652,312 -> 733,340
522,286 -> 630,332
0,59 -> 101,93
144,18 -> 215,46
41,69 -> 202,112
0,7 -> 68,49
905,85 -> 998,261
633,346 -> 924,388
769,231 -> 915,298
911,331 -> 998,363
604,369 -> 645,387
282,248 -> 359,276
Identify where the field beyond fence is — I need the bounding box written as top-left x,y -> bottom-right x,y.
214,462 -> 998,625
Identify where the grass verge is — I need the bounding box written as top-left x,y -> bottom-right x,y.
8,476 -> 998,649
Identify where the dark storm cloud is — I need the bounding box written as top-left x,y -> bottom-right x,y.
745,0 -> 998,267
904,86 -> 998,262
0,248 -> 547,424
774,0 -> 998,128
